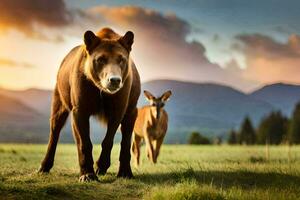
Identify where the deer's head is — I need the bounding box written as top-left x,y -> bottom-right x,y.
144,90 -> 172,119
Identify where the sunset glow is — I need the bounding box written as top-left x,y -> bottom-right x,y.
0,1 -> 300,91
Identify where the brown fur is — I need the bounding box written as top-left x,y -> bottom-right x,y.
132,90 -> 171,166
39,28 -> 141,181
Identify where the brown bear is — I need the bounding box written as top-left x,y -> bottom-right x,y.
39,27 -> 141,182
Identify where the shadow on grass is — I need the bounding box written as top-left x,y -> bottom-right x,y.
0,181 -> 113,200
0,184 -> 76,200
1,169 -> 300,200
136,169 -> 300,190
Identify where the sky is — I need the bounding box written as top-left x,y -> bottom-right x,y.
0,0 -> 300,92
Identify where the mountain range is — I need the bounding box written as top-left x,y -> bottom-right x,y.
1,80 -> 300,143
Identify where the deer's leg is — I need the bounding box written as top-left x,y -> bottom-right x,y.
117,108 -> 137,178
131,133 -> 141,167
153,137 -> 164,163
39,88 -> 69,173
71,108 -> 97,182
144,134 -> 155,163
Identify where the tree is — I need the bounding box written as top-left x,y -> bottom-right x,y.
289,102 -> 300,144
239,116 -> 256,145
256,111 -> 288,145
188,132 -> 211,144
228,129 -> 238,144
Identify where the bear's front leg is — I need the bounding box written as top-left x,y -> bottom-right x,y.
72,108 -> 98,182
118,109 -> 137,178
96,118 -> 121,176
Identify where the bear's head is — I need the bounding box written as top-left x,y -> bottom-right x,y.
83,30 -> 134,94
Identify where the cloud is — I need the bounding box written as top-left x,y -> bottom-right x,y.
84,6 -> 251,89
212,34 -> 221,43
224,59 -> 242,73
0,58 -> 35,68
0,0 -> 72,40
273,26 -> 292,35
233,33 -> 300,84
89,6 -> 189,40
0,4 -> 254,90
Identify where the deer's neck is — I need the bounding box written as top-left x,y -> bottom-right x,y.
149,107 -> 162,124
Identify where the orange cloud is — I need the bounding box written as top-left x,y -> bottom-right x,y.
234,34 -> 300,85
86,6 -> 251,89
0,58 -> 34,68
0,4 -> 263,90
0,0 -> 72,39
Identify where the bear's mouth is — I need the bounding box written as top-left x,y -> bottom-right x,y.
98,82 -> 122,94
106,86 -> 121,94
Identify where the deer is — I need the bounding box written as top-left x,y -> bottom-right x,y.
131,90 -> 172,166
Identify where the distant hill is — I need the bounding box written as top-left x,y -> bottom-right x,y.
0,93 -> 49,143
250,83 -> 300,116
0,87 -> 106,143
141,80 -> 274,143
0,88 -> 52,115
0,93 -> 40,123
1,80 -> 300,143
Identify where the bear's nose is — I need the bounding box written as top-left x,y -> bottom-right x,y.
108,76 -> 122,86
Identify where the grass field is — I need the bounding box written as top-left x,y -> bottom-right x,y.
0,144 -> 300,200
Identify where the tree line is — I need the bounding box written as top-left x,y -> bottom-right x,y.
228,102 -> 300,145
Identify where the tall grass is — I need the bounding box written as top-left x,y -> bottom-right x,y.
0,144 -> 299,200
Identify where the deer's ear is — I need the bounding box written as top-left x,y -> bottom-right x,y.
84,30 -> 100,54
144,90 -> 155,101
161,90 -> 172,102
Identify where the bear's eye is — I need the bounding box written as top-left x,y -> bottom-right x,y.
117,55 -> 126,65
97,56 -> 107,65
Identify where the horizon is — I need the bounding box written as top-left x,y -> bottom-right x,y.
1,78 -> 300,94
1,1 -> 300,92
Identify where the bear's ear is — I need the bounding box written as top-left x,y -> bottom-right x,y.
119,31 -> 134,52
84,30 -> 100,53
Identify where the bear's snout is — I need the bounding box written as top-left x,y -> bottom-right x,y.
108,76 -> 122,87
